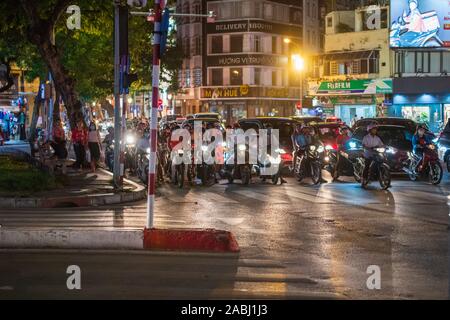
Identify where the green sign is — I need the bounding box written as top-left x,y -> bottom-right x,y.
314,79 -> 392,95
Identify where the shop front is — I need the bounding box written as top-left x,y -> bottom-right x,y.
392,77 -> 450,132
200,85 -> 299,124
308,78 -> 393,125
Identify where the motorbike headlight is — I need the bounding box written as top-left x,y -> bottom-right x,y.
126,135 -> 136,145
386,147 -> 397,154
309,145 -> 316,152
349,141 -> 357,149
275,148 -> 286,154
428,144 -> 436,150
177,149 -> 184,155
146,148 -> 150,154
201,145 -> 208,152
375,147 -> 386,153
324,156 -> 330,162
238,144 -> 247,151
317,146 -> 325,153
325,145 -> 333,151
222,142 -> 227,148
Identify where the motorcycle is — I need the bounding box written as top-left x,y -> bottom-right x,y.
361,147 -> 391,190
124,132 -> 137,175
254,149 -> 285,185
105,142 -> 115,172
403,144 -> 443,185
293,144 -> 324,185
326,142 -> 364,182
222,143 -> 252,185
172,148 -> 186,188
198,144 -> 216,186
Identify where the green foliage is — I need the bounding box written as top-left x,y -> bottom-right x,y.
0,156 -> 59,195
0,0 -> 182,103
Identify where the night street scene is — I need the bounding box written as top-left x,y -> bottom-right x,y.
0,0 -> 449,306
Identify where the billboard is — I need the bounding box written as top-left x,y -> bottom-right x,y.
390,0 -> 450,48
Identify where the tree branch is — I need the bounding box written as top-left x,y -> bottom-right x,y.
50,0 -> 73,25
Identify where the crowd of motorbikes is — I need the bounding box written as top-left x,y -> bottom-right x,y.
102,118 -> 446,191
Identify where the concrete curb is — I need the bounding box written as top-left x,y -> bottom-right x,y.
0,228 -> 240,253
0,169 -> 146,208
0,229 -> 143,249
144,228 -> 240,253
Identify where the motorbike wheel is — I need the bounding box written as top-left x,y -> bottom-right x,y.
271,174 -> 279,185
294,159 -> 304,182
353,159 -> 363,183
176,164 -> 185,188
378,164 -> 391,190
241,166 -> 251,185
446,154 -> 450,173
311,162 -> 322,185
429,162 -> 443,185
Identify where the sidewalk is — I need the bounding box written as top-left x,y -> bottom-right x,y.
0,163 -> 146,208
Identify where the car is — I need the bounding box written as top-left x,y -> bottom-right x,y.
352,117 -> 427,133
290,116 -> 323,125
437,126 -> 450,172
311,122 -> 344,150
194,112 -> 223,122
238,117 -> 297,167
345,125 -> 413,172
181,118 -> 225,133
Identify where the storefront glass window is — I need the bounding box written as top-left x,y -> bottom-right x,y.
401,106 -> 430,126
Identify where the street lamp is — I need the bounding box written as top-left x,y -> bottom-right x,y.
292,54 -> 305,115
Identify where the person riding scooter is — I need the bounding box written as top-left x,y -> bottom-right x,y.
412,125 -> 433,172
362,124 -> 384,185
333,126 -> 351,181
292,124 -> 311,172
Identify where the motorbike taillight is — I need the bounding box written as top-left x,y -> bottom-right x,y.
281,153 -> 292,162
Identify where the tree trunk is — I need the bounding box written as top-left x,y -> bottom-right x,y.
28,82 -> 43,157
53,91 -> 61,123
20,0 -> 84,129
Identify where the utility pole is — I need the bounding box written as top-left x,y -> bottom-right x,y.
113,1 -> 121,189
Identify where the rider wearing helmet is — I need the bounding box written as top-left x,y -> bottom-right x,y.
333,126 -> 351,181
412,124 -> 433,171
103,126 -> 115,146
291,124 -> 312,172
362,124 -> 384,184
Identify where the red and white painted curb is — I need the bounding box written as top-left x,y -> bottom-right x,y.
0,228 -> 240,253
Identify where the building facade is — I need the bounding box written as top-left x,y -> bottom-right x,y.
176,0 -> 323,124
390,50 -> 450,132
307,5 -> 393,125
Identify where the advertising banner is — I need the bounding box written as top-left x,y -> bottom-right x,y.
308,79 -> 393,96
390,0 -> 450,48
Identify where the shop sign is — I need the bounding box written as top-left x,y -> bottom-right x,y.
201,86 -> 296,99
206,20 -> 302,37
309,79 -> 392,95
207,54 -> 288,67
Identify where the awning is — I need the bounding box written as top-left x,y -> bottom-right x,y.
320,50 -> 379,61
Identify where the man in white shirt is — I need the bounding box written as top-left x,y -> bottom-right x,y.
362,124 -> 384,183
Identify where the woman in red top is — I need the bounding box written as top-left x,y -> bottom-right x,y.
72,120 -> 88,169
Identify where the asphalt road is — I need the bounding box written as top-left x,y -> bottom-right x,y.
0,172 -> 448,299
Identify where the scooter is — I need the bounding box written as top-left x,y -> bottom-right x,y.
222,143 -> 252,185
294,144 -> 324,185
403,144 -> 443,185
254,149 -> 285,185
361,147 -> 391,190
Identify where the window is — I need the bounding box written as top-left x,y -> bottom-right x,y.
211,36 -> 223,54
254,68 -> 261,85
185,69 -> 191,87
230,68 -> 243,85
263,3 -> 273,19
272,36 -> 277,54
230,35 -> 243,53
194,68 -> 202,87
368,58 -> 378,73
327,17 -> 332,27
430,52 -> 440,73
272,70 -> 277,86
443,52 -> 450,73
211,69 -> 223,86
254,35 -> 262,52
404,52 -> 415,73
193,37 -> 201,56
306,1 -> 310,17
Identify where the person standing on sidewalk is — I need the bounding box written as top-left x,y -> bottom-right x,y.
87,122 -> 102,173
18,107 -> 26,140
72,120 -> 88,170
51,119 -> 68,160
